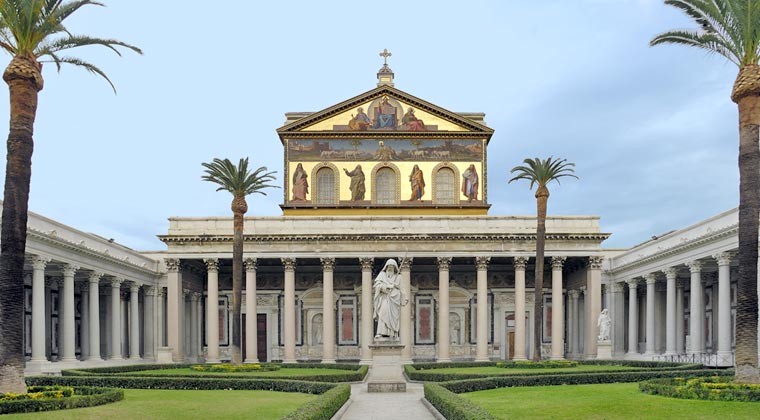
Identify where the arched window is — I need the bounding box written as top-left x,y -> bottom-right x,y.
375,167 -> 396,205
434,167 -> 455,205
316,167 -> 336,205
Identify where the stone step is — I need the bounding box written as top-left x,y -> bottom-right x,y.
367,381 -> 407,393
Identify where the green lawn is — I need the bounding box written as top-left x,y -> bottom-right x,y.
123,367 -> 353,377
4,389 -> 315,420
460,382 -> 760,419
426,364 -> 643,375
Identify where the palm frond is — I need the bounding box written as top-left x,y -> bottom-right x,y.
202,157 -> 279,199
509,157 -> 578,190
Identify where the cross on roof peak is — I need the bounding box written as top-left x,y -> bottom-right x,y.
379,49 -> 392,65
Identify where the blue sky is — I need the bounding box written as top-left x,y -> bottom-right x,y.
0,0 -> 741,250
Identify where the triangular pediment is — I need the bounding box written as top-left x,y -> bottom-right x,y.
277,86 -> 493,135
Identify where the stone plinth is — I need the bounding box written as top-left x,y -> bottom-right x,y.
597,340 -> 612,360
367,341 -> 406,393
156,346 -> 174,363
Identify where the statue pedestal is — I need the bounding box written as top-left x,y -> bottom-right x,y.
597,340 -> 612,360
367,341 -> 406,393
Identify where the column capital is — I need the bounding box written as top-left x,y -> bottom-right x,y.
129,282 -> 141,293
244,257 -> 257,272
587,255 -> 604,270
164,258 -> 180,272
513,256 -> 529,270
88,271 -> 104,283
143,285 -> 156,296
568,289 -> 580,298
626,278 -> 639,288
399,257 -> 413,271
610,282 -> 625,293
110,277 -> 123,288
204,258 -> 219,273
686,260 -> 703,273
713,251 -> 735,267
550,256 -> 566,270
281,257 -> 296,272
159,287 -> 166,297
663,267 -> 678,280
61,263 -> 79,277
359,257 -> 374,271
31,255 -> 50,270
475,256 -> 491,270
320,257 -> 336,271
436,256 -> 452,271
190,292 -> 200,302
644,273 -> 657,285
579,286 -> 587,295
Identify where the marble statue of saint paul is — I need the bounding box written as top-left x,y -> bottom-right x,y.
373,259 -> 402,339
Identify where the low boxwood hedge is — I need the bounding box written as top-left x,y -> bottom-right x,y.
639,376 -> 760,402
439,369 -> 720,394
26,375 -> 335,394
0,386 -> 123,415
495,360 -> 578,369
424,383 -> 496,420
282,383 -> 350,420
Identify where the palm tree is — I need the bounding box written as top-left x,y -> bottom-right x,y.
510,157 -> 577,362
0,0 -> 140,394
651,0 -> 760,383
202,158 -> 277,364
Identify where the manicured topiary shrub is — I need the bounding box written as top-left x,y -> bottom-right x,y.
282,383 -> 350,420
440,369 -> 720,393
191,363 -> 281,372
424,383 -> 497,420
0,386 -> 123,415
639,376 -> 760,402
495,360 -> 578,369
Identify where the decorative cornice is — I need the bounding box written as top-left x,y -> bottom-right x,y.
320,257 -> 336,271
436,257 -> 452,271
281,258 -> 296,272
244,257 -> 257,272
359,257 -> 374,271
513,256 -> 529,270
204,258 -> 219,273
713,251 -> 735,267
551,256 -> 566,270
164,258 -> 180,273
475,256 -> 490,270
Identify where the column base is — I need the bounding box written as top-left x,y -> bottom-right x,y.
244,359 -> 260,364
59,357 -> 78,363
86,357 -> 103,362
109,357 -> 124,361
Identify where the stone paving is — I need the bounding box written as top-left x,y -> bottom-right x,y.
338,382 -> 436,420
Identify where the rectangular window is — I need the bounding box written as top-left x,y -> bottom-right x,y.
338,296 -> 357,345
415,295 -> 435,344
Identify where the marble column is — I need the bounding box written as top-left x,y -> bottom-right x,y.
110,278 -> 123,360
87,272 -> 103,361
79,283 -> 90,360
399,257 -> 413,362
586,256 -> 604,358
676,280 -> 685,354
359,257 -> 374,364
567,290 -> 579,355
129,283 -> 141,360
626,279 -> 639,355
550,256 -> 566,359
437,257 -> 452,362
244,258 -> 259,363
321,257 -> 336,363
189,292 -> 199,361
664,268 -> 678,356
687,260 -> 704,355
610,282 -> 626,355
158,288 -> 166,347
165,258 -> 183,361
282,258 -> 297,363
204,258 -> 220,363
513,256 -> 528,360
60,264 -> 78,362
475,256 -> 491,362
30,256 -> 50,363
715,252 -> 734,360
644,274 -> 657,356
143,286 -> 155,359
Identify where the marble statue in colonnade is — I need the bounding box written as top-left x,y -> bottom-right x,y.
373,259 -> 406,340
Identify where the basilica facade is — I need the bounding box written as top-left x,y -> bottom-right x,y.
14,62 -> 756,373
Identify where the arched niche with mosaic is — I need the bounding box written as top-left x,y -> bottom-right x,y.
431,162 -> 461,205
310,162 -> 341,206
371,162 -> 401,205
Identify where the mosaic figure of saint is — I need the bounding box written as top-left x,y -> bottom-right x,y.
344,165 -> 366,201
373,259 -> 402,339
401,107 -> 426,131
373,97 -> 397,129
348,107 -> 371,131
292,163 -> 309,201
409,164 -> 425,201
462,164 -> 479,202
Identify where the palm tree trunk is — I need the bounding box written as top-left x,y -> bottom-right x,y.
533,186 -> 549,362
230,197 -> 247,365
733,65 -> 760,383
0,56 -> 43,394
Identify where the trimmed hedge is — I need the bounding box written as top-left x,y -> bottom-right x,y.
191,363 -> 281,372
0,386 -> 123,415
26,375 -> 335,394
439,369 -> 721,394
424,383 -> 496,420
640,376 -> 760,402
283,383 -> 351,420
496,360 -> 578,369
